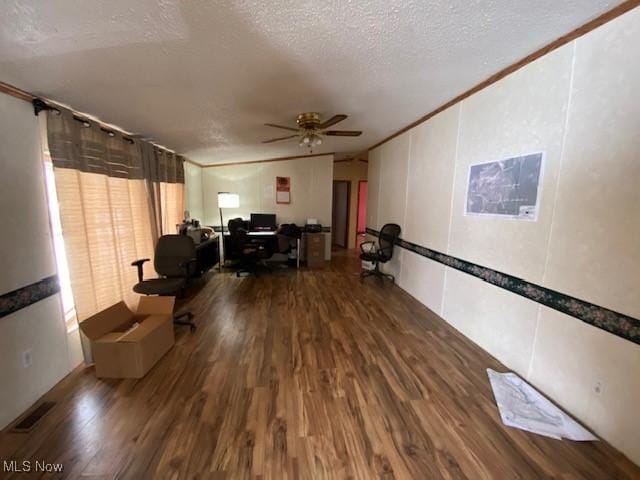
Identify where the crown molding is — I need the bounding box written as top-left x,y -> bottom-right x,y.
368,0 -> 640,152
199,152 -> 336,168
183,157 -> 205,167
0,81 -> 34,102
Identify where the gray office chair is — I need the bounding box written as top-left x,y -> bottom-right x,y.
131,234 -> 196,331
360,223 -> 402,284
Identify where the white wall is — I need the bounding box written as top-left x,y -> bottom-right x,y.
366,8 -> 640,464
199,155 -> 334,229
184,161 -> 204,221
0,94 -> 79,429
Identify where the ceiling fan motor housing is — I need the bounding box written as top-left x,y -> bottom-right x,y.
296,112 -> 321,130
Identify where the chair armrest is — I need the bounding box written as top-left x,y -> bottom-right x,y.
131,258 -> 150,283
131,258 -> 150,266
360,241 -> 377,254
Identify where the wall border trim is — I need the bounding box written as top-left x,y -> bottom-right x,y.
0,275 -> 60,319
366,228 -> 640,346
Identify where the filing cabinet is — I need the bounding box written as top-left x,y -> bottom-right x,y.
305,233 -> 325,268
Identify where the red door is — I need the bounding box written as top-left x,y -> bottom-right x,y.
356,181 -> 368,234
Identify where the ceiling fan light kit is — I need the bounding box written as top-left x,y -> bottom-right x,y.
299,133 -> 322,147
263,112 -> 362,150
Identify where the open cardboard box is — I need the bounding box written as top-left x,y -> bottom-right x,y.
79,296 -> 175,378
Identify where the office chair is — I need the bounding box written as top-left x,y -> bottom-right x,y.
131,234 -> 197,331
227,217 -> 272,277
359,223 -> 402,284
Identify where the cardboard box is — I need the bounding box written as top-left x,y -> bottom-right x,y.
79,297 -> 175,378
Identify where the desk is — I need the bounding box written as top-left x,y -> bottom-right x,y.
222,231 -> 300,268
222,231 -> 277,263
194,235 -> 220,275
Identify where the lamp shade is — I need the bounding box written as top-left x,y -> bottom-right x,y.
217,192 -> 239,208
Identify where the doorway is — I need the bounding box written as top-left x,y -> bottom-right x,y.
332,180 -> 350,248
356,181 -> 368,247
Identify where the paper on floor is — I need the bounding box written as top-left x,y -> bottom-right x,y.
487,369 -> 597,441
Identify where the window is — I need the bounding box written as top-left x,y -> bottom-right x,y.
43,156 -> 78,331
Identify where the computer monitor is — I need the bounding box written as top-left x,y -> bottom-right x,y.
250,213 -> 277,231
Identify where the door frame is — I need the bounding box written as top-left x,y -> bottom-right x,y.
355,180 -> 368,245
332,180 -> 351,248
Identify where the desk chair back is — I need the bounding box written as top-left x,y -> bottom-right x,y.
155,234 -> 196,278
228,217 -> 246,235
378,223 -> 401,262
227,218 -> 248,259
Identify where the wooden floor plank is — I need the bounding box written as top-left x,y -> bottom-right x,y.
0,251 -> 638,479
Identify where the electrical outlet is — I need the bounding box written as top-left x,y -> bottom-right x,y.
22,349 -> 33,368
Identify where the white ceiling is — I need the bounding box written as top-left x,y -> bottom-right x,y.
0,0 -> 622,165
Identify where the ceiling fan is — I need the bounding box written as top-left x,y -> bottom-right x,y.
262,112 -> 362,148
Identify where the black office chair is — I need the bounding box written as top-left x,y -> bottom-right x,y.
227,217 -> 272,277
131,234 -> 196,331
360,223 -> 402,284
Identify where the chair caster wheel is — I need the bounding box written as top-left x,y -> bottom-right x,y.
190,325 -> 196,332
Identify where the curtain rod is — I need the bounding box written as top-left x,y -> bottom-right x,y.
35,98 -> 169,149
0,80 -> 177,153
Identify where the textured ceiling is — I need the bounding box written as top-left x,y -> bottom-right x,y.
0,0 -> 622,164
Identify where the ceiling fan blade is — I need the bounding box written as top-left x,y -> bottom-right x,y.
319,114 -> 347,129
323,130 -> 362,136
264,123 -> 298,132
262,134 -> 298,144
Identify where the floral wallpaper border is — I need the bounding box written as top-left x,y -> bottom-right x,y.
0,275 -> 60,319
366,228 -> 640,346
